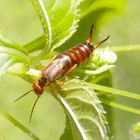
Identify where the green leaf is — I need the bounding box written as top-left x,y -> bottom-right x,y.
72,48 -> 117,81
30,0 -> 81,58
7,64 -> 41,83
134,122 -> 140,132
54,79 -> 109,140
58,0 -> 126,52
0,33 -> 29,63
60,115 -> 74,140
24,0 -> 126,54
0,33 -> 28,55
79,0 -> 126,19
31,0 -> 52,54
0,34 -> 30,76
0,54 -> 13,76
130,122 -> 140,140
0,46 -> 30,63
78,65 -> 114,75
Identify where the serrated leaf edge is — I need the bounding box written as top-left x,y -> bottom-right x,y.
50,0 -> 81,51
58,94 -> 87,140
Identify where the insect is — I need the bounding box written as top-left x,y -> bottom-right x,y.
15,25 -> 109,123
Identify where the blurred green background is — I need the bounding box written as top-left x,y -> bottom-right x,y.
104,0 -> 140,139
0,0 -> 140,140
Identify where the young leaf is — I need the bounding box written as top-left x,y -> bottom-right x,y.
0,33 -> 28,55
72,48 -> 117,80
0,54 -> 13,76
30,0 -> 81,58
24,0 -> 126,54
0,33 -> 30,76
0,46 -> 30,63
53,79 -> 109,140
0,33 -> 29,63
31,0 -> 52,54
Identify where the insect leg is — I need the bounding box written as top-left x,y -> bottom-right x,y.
47,86 -> 57,97
55,80 -> 64,89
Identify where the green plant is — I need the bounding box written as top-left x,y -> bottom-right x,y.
0,0 -> 140,140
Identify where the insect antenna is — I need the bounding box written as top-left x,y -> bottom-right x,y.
29,95 -> 40,123
14,89 -> 33,102
94,35 -> 110,49
87,24 -> 94,43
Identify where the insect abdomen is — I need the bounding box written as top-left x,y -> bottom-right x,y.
40,25 -> 109,86
65,43 -> 94,65
42,43 -> 94,83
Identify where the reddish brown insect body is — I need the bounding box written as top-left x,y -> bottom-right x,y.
33,43 -> 94,95
33,25 -> 109,95
15,25 -> 109,123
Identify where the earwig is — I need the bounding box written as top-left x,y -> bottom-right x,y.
15,25 -> 109,123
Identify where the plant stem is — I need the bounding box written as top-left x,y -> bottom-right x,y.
0,109 -> 40,140
111,45 -> 140,52
102,98 -> 140,115
90,83 -> 140,100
